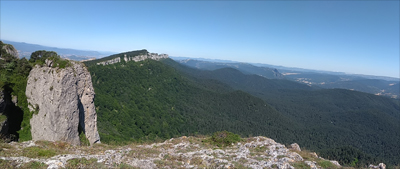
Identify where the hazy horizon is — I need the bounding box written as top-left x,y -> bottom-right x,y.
2,38 -> 400,80
1,1 -> 398,78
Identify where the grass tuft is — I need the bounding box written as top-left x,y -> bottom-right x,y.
66,158 -> 107,169
22,146 -> 57,158
20,161 -> 48,169
291,162 -> 311,169
317,159 -> 338,169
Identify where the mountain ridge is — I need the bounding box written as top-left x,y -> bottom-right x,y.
173,58 -> 399,98
171,56 -> 400,81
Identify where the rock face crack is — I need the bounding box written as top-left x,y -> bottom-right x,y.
26,60 -> 100,145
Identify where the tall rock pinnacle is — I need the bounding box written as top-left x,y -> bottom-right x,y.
26,60 -> 100,145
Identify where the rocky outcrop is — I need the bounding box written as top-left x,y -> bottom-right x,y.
96,53 -> 168,66
0,136 -> 343,169
125,53 -> 168,62
369,163 -> 386,169
25,60 -> 100,145
289,143 -> 301,151
96,57 -> 121,66
1,43 -> 19,58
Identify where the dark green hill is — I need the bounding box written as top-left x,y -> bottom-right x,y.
284,72 -> 399,99
178,59 -> 285,79
164,59 -> 400,166
86,57 -> 299,144
163,59 -> 317,94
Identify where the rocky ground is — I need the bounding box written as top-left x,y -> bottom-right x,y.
0,136 -> 382,169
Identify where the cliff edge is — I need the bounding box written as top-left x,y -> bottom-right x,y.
25,59 -> 100,145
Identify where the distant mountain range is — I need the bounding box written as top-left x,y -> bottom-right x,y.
171,57 -> 399,99
1,40 -> 115,61
171,56 -> 400,81
177,59 -> 285,79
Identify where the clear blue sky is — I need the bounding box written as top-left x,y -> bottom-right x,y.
1,1 -> 399,78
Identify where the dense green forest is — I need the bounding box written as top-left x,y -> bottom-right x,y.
87,53 -> 299,144
85,52 -> 399,167
163,59 -> 400,166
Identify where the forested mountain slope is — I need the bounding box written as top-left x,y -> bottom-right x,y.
84,52 -> 399,166
163,59 -> 400,166
86,57 -> 300,146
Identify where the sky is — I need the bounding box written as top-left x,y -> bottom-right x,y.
1,1 -> 399,78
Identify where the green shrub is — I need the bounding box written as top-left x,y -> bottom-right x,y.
20,161 -> 48,169
0,115 -> 7,122
117,163 -> 138,169
79,131 -> 90,146
317,159 -> 338,169
208,131 -> 241,147
57,60 -> 71,69
50,55 -> 71,69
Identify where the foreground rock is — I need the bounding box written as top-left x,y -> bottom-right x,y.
0,136 -> 343,169
26,60 -> 100,145
369,163 -> 386,169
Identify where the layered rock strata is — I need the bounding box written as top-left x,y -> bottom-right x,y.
96,53 -> 168,66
